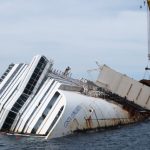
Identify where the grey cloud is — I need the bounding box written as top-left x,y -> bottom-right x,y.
0,0 -> 148,80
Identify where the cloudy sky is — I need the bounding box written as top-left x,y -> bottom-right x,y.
0,0 -> 148,80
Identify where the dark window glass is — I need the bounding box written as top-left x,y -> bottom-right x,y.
0,64 -> 23,95
22,80 -> 55,133
1,57 -> 47,131
46,106 -> 64,135
31,92 -> 60,134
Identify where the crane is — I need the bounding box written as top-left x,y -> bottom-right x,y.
147,0 -> 150,61
144,0 -> 150,71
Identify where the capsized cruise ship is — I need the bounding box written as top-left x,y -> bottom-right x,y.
0,55 -> 149,139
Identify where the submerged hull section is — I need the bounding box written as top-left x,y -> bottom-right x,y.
0,55 -> 146,139
47,90 -> 135,139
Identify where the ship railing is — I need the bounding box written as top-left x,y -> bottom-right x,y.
48,68 -> 83,87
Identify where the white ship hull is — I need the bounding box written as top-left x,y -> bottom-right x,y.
45,90 -> 134,139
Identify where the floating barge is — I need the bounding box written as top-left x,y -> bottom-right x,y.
0,55 -> 149,139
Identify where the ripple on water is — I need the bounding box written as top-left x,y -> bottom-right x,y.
0,121 -> 150,150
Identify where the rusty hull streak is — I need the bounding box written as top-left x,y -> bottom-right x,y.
73,118 -> 140,133
65,97 -> 150,135
72,107 -> 149,133
123,105 -> 150,122
85,116 -> 93,129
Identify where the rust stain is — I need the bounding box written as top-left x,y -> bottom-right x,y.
85,116 -> 93,128
122,105 -> 150,123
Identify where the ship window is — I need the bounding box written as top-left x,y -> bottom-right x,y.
31,92 -> 60,134
45,106 -> 64,135
1,111 -> 16,131
0,85 -> 19,120
0,64 -> 23,95
21,80 -> 56,133
31,116 -> 43,134
23,56 -> 47,95
1,57 -> 48,131
0,63 -> 15,84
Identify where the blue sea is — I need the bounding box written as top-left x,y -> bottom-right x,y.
0,120 -> 150,150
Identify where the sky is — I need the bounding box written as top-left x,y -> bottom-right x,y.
0,0 -> 148,81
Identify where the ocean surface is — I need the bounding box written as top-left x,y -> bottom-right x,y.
0,120 -> 150,150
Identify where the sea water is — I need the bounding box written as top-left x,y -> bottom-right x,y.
0,120 -> 150,150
